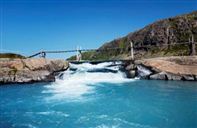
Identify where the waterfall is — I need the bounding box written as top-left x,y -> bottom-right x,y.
43,62 -> 135,101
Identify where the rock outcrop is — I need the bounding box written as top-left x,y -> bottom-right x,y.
0,58 -> 69,84
133,56 -> 197,81
124,63 -> 136,78
149,72 -> 167,80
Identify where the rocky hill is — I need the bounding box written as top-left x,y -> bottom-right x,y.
69,11 -> 197,60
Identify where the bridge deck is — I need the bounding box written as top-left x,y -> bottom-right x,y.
68,59 -> 133,64
27,41 -> 196,59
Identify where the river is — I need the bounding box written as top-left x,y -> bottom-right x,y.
0,62 -> 197,128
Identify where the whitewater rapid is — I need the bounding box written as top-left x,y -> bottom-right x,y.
43,62 -> 136,102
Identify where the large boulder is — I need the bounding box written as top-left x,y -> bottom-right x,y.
0,58 -> 69,84
124,62 -> 136,78
125,63 -> 136,71
166,73 -> 182,81
150,72 -> 167,80
137,65 -> 153,79
182,75 -> 195,81
126,70 -> 136,78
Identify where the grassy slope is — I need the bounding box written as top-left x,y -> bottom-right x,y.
0,53 -> 25,59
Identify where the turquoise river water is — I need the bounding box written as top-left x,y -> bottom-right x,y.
0,62 -> 197,128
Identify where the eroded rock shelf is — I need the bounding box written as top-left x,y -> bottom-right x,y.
125,56 -> 197,81
0,58 -> 69,84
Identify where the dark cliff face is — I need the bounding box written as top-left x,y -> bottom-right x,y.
79,11 -> 197,60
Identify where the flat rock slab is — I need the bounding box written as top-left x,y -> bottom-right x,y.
136,56 -> 197,76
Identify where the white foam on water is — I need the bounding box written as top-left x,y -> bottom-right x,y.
70,61 -> 121,71
43,62 -> 135,102
13,124 -> 37,128
95,124 -> 119,128
113,118 -> 156,128
26,111 -> 69,117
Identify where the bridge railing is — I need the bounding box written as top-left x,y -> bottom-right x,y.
28,40 -> 196,60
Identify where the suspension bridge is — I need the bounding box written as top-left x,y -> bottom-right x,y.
28,35 -> 196,62
28,41 -> 135,61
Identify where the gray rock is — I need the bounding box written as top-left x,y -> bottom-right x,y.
126,64 -> 136,70
150,72 -> 167,80
194,76 -> 197,80
127,70 -> 136,78
166,73 -> 182,80
137,65 -> 152,79
0,76 -> 11,83
14,70 -> 53,83
182,75 -> 195,81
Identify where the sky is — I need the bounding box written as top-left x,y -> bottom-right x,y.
0,0 -> 196,58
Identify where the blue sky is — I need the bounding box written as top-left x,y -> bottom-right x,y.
0,0 -> 196,58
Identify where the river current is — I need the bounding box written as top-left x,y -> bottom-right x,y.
0,62 -> 197,128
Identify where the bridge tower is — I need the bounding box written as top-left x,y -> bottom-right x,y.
189,34 -> 196,56
40,51 -> 46,58
76,46 -> 82,61
130,41 -> 134,60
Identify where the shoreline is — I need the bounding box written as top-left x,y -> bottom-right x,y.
125,56 -> 197,81
0,58 -> 69,85
0,56 -> 197,85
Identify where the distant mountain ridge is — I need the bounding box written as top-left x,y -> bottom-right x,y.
69,11 -> 197,60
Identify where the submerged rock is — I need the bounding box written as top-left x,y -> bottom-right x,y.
0,58 -> 69,84
87,68 -> 118,73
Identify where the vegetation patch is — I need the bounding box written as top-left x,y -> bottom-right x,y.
0,53 -> 25,59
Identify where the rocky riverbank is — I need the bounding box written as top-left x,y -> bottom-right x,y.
0,58 -> 69,84
125,56 -> 197,81
1,56 -> 196,85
